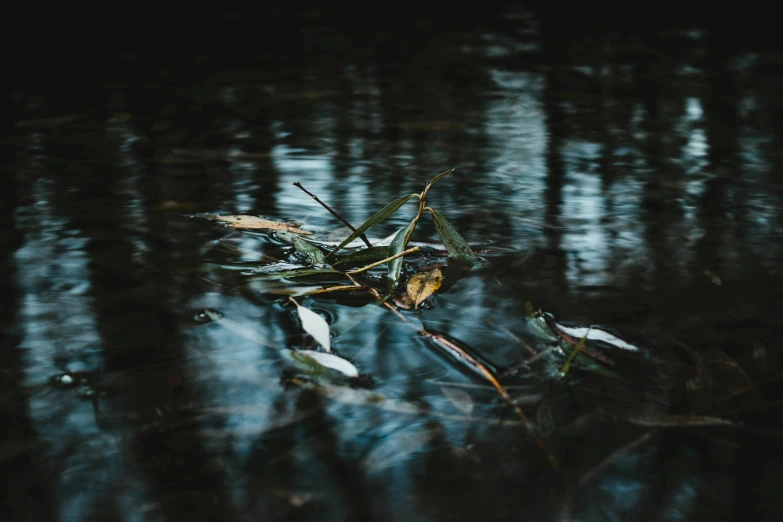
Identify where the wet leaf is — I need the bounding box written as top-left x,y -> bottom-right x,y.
203,214 -> 312,234
388,221 -> 417,293
428,208 -> 476,265
293,350 -> 359,377
245,266 -> 340,281
422,332 -> 500,380
333,246 -> 390,267
327,194 -> 414,258
293,237 -> 326,265
290,298 -> 331,352
406,268 -> 443,308
547,320 -> 641,352
441,386 -> 474,414
427,168 -> 456,187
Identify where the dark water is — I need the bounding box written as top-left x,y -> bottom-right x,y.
3,7 -> 783,521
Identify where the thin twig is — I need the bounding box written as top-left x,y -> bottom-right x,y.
298,284 -> 363,296
579,432 -> 656,487
346,246 -> 420,274
489,321 -> 536,355
294,182 -> 372,247
342,272 -> 409,323
420,330 -> 560,469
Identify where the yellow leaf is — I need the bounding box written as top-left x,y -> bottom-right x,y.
405,268 -> 443,309
210,215 -> 312,234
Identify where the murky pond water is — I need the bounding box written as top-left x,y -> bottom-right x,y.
3,8 -> 783,521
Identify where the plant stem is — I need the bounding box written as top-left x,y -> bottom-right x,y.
294,182 -> 372,247
420,330 -> 560,469
298,284 -> 363,296
346,246 -> 420,274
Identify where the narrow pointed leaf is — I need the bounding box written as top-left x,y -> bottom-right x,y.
202,214 -> 312,234
291,299 -> 331,352
429,208 -> 476,265
327,194 -> 414,258
333,246 -> 390,267
422,331 -> 499,380
427,168 -> 456,187
387,221 -> 417,293
549,320 -> 641,352
294,350 -> 359,377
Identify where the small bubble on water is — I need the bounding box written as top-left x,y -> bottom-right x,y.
193,308 -> 224,323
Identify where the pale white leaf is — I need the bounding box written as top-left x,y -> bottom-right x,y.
553,322 -> 640,352
292,299 -> 331,352
297,350 -> 359,377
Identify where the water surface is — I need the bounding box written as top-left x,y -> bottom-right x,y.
3,7 -> 783,521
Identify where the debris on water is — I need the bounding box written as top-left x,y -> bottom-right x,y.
193,308 -> 224,323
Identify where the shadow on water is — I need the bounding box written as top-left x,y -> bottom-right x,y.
4,6 -> 783,521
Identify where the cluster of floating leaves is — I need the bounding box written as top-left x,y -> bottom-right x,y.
180,169 -> 743,468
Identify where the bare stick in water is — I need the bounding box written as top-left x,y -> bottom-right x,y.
294,182 -> 372,247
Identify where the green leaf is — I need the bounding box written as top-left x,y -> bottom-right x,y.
333,246 -> 390,267
327,194 -> 414,258
387,221 -> 416,293
427,168 -> 456,187
558,334 -> 587,378
245,266 -> 340,281
293,237 -> 326,265
428,208 -> 476,266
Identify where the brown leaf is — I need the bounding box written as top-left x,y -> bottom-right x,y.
406,268 -> 443,308
209,215 -> 312,234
